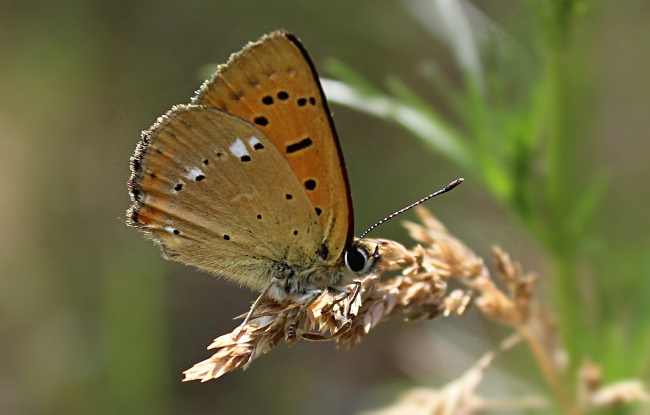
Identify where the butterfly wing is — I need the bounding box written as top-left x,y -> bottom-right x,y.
192,31 -> 353,264
128,105 -> 324,292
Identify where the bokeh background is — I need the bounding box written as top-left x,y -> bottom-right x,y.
1,1 -> 648,414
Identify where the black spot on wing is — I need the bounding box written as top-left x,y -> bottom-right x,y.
304,179 -> 316,191
254,116 -> 269,126
318,243 -> 329,260
286,137 -> 313,154
131,188 -> 141,201
129,208 -> 140,225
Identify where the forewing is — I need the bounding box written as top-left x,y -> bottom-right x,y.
192,31 -> 352,263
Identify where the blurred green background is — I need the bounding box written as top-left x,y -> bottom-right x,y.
1,1 -> 648,414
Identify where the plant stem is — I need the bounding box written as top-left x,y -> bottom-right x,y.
519,325 -> 580,415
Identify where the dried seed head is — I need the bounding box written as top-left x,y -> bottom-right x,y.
183,208 -> 537,381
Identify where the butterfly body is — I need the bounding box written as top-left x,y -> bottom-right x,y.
128,31 -> 379,303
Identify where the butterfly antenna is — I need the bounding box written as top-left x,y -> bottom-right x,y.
358,178 -> 464,240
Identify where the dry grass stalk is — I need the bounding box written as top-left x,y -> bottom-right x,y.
360,334 -> 549,415
183,207 -> 538,382
578,359 -> 649,409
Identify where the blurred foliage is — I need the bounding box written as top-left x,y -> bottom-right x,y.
325,0 -> 650,412
0,0 -> 648,414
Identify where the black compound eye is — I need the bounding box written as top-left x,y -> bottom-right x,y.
345,244 -> 370,273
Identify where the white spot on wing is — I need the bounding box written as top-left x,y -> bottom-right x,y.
185,168 -> 204,180
229,138 -> 249,158
165,226 -> 177,234
248,136 -> 261,148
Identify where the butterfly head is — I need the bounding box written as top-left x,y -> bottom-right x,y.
344,239 -> 380,276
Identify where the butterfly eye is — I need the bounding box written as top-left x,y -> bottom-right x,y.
345,243 -> 375,274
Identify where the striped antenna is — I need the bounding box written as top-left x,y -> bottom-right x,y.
358,178 -> 464,240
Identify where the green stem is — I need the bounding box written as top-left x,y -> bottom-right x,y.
544,26 -> 586,372
551,251 -> 583,371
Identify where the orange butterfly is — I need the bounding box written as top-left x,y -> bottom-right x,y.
127,31 -> 379,303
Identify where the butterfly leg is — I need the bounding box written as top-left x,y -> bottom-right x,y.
287,290 -> 321,340
235,280 -> 275,339
344,279 -> 364,317
320,279 -> 364,316
320,286 -> 350,314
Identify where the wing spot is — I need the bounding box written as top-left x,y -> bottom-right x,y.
254,116 -> 268,126
285,193 -> 293,200
223,235 -> 230,240
203,159 -> 209,165
231,91 -> 244,100
319,243 -> 329,260
286,137 -> 313,154
174,183 -> 183,191
130,210 -> 140,224
216,152 -> 223,157
309,97 -> 316,105
186,167 -> 205,181
249,136 -> 264,150
149,173 -> 156,179
240,155 -> 251,162
315,207 -> 322,216
229,138 -> 249,158
293,230 -> 298,236
277,91 -> 289,100
257,214 -> 262,219
304,179 -> 316,191
262,96 -> 274,105
297,98 -> 307,106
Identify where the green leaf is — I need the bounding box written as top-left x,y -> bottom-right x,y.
321,78 -> 472,169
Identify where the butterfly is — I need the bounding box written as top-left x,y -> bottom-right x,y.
127,31 -> 380,303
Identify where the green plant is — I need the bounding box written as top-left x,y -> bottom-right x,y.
322,0 -> 649,412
